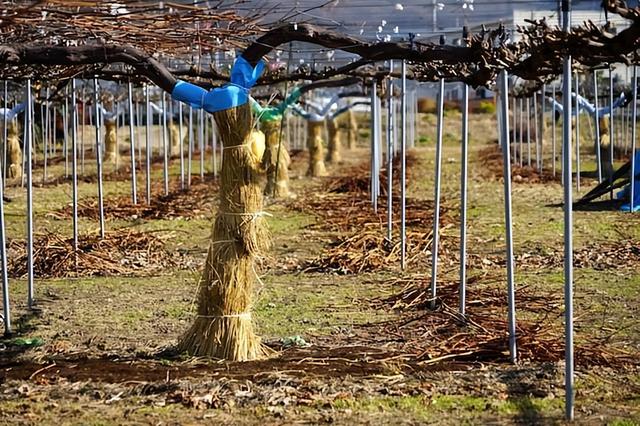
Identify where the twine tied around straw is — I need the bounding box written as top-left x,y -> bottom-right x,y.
220,211 -> 272,219
223,143 -> 251,150
197,313 -> 252,319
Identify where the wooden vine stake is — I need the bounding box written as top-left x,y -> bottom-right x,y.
178,102 -> 272,360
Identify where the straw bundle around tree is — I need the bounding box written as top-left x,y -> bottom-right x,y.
6,122 -> 22,181
261,119 -> 292,198
169,120 -> 181,156
248,129 -> 266,161
598,115 -> 614,178
599,116 -> 610,150
326,118 -> 342,163
103,120 -> 118,163
178,102 -> 272,361
348,109 -> 358,150
306,120 -> 327,177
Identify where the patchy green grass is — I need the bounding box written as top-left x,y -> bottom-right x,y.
265,208 -> 315,234
255,272 -> 392,339
329,394 -> 566,424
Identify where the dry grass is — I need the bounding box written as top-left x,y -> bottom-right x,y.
7,229 -> 183,278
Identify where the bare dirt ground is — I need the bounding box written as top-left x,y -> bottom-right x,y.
0,113 -> 638,425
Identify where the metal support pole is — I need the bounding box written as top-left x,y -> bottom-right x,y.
179,102 -> 184,189
127,82 -> 138,205
188,106 -> 193,187
396,92 -> 401,155
497,85 -> 503,144
400,59 -> 407,270
459,77 -> 469,316
540,85 -> 546,172
609,65 -> 615,187
575,72 -> 581,192
562,0 -> 574,420
594,71 -> 603,183
136,99 -> 142,170
552,85 -> 557,177
387,67 -> 394,243
371,81 -> 378,212
430,76 -> 445,309
43,88 -> 49,184
25,80 -> 35,308
409,90 -> 415,149
519,98 -> 524,166
512,96 -> 517,165
534,92 -> 540,170
498,70 -> 517,364
93,78 -> 106,238
145,84 -> 152,204
630,65 -> 638,212
87,100 -> 92,156
63,91 -> 69,177
622,106 -> 628,154
114,100 -> 119,171
623,67 -> 630,154
162,93 -> 169,195
199,108 -> 204,179
2,82 -> 7,187
375,96 -> 381,201
71,79 -> 79,251
52,100 -> 57,158
81,85 -> 86,175
0,156 -> 10,334
415,90 -> 420,147
526,97 -> 532,167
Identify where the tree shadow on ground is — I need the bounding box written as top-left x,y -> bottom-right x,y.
572,199 -> 624,212
546,199 -> 624,212
498,363 -> 559,425
579,170 -> 602,180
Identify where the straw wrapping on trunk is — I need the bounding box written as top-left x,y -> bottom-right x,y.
599,116 -> 610,149
347,109 -> 358,150
306,120 -> 327,177
261,119 -> 291,198
326,118 -> 341,163
6,121 -> 22,181
178,103 -> 272,361
169,120 -> 181,156
103,120 -> 118,163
